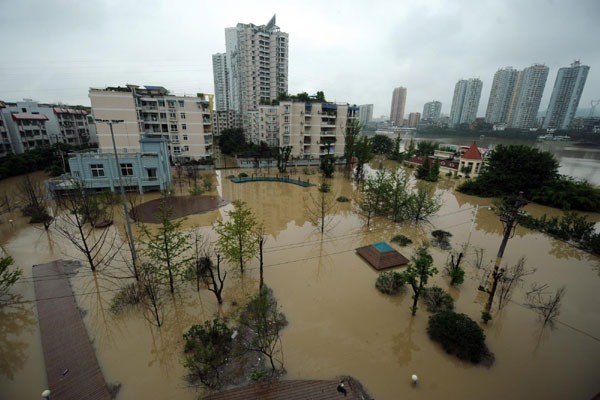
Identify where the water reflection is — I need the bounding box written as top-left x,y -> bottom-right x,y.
391,317 -> 419,366
0,298 -> 36,380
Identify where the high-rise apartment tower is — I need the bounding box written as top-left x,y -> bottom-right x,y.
506,64 -> 549,129
390,87 -> 407,126
422,101 -> 442,121
485,67 -> 518,124
449,78 -> 483,127
543,61 -> 590,130
212,53 -> 229,112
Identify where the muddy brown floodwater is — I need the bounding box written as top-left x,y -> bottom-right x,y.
1,163 -> 599,400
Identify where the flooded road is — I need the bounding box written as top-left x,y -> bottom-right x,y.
1,165 -> 599,399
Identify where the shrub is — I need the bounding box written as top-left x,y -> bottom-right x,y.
445,172 -> 453,177
375,271 -> 406,295
110,283 -> 143,314
336,196 -> 351,203
226,174 -> 235,179
188,185 -> 205,196
448,266 -> 465,285
422,286 -> 454,312
302,167 -> 316,175
431,230 -> 452,249
427,311 -> 488,363
238,172 -> 248,178
391,234 -> 412,246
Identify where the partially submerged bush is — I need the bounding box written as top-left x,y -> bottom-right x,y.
188,185 -> 205,196
336,196 -> 351,203
226,175 -> 235,179
375,271 -> 406,295
431,230 -> 452,249
391,234 -> 412,246
427,311 -> 489,363
422,286 -> 454,312
110,283 -> 143,314
238,172 -> 249,178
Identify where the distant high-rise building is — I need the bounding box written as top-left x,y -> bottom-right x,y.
408,112 -> 421,127
212,53 -> 229,112
390,87 -> 407,126
224,15 -> 288,143
449,78 -> 483,126
485,67 -> 518,124
358,104 -> 373,126
422,101 -> 442,121
507,64 -> 549,129
543,61 -> 590,130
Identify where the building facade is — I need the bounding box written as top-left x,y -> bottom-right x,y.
422,101 -> 442,121
224,15 -> 288,143
542,61 -> 590,130
390,87 -> 407,126
0,102 -> 13,157
358,104 -> 373,126
213,110 -> 242,136
507,64 -> 549,129
258,101 -> 358,158
89,85 -> 214,162
449,78 -> 483,127
212,53 -> 230,112
408,112 -> 421,128
485,67 -> 518,124
46,136 -> 171,196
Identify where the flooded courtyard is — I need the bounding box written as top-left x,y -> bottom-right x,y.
1,162 -> 599,400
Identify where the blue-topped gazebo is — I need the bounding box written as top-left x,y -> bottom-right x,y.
356,241 -> 409,270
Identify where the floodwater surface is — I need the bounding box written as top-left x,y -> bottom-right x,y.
0,164 -> 599,400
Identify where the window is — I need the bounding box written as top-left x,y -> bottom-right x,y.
170,124 -> 178,131
184,145 -> 189,151
182,124 -> 187,130
183,134 -> 188,140
158,100 -> 165,107
90,164 -> 104,177
120,163 -> 134,176
173,146 -> 181,153
178,100 -> 185,107
181,112 -> 186,119
160,113 -> 166,119
284,116 -> 289,123
168,100 -> 176,108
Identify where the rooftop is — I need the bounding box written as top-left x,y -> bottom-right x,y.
462,142 -> 482,160
11,113 -> 49,121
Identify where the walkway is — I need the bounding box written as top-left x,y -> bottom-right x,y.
231,176 -> 315,187
33,260 -> 111,400
204,379 -> 365,399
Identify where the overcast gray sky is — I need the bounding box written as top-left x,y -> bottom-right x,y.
0,0 -> 598,118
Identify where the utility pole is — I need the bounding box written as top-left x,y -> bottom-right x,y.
482,193 -> 527,322
96,119 -> 139,281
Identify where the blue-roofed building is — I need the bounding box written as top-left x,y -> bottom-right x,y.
46,136 -> 171,196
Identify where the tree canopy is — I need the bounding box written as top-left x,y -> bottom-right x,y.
218,128 -> 247,155
372,134 -> 394,155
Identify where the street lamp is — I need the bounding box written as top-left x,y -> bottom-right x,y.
95,119 -> 139,280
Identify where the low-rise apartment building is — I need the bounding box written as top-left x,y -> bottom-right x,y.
89,85 -> 214,163
259,101 -> 359,158
213,110 -> 242,137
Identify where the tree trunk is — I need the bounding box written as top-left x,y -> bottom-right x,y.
239,235 -> 244,273
259,237 -> 264,291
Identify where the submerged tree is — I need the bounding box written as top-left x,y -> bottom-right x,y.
16,175 -> 53,229
526,284 -> 566,326
406,184 -> 442,222
142,201 -> 192,294
275,146 -> 292,173
214,200 -> 258,273
388,169 -> 410,222
354,135 -> 374,183
0,255 -> 22,301
139,261 -> 164,327
305,182 -> 337,234
342,119 -> 361,169
497,256 -> 534,310
401,243 -> 438,316
319,154 -> 336,178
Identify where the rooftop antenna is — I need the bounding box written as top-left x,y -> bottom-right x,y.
589,100 -> 600,118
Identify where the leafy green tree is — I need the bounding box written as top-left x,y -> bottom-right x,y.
0,255 -> 22,300
142,201 -> 192,294
406,184 -> 442,222
427,311 -> 489,363
275,146 -> 292,173
183,319 -> 233,388
319,155 -> 336,178
401,243 -> 438,315
372,134 -> 394,154
375,271 -> 406,295
214,200 -> 258,273
388,169 -> 410,222
218,128 -> 247,155
296,92 -> 310,102
430,159 -> 440,181
315,91 -> 326,103
416,141 -> 439,156
416,158 -> 431,180
354,135 -> 374,182
342,119 -> 361,169
405,138 -> 417,159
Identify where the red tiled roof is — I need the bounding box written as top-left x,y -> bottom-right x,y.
53,107 -> 87,115
11,113 -> 49,121
462,142 -> 482,160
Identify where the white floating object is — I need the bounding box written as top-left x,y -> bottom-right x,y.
231,330 -> 238,339
41,389 -> 51,398
411,374 -> 418,384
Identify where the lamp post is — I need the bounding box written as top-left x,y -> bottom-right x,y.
95,119 -> 139,280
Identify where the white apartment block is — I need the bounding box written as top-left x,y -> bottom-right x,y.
543,61 -> 590,130
225,15 -> 288,143
449,78 -> 483,127
89,85 -> 214,162
0,100 -> 93,156
259,101 -> 359,158
507,64 -> 549,129
485,67 -> 518,124
358,104 -> 373,126
422,101 -> 442,121
213,110 -> 242,136
212,53 -> 229,112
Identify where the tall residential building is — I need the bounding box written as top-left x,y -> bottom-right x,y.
0,100 -> 94,155
0,102 -> 12,157
507,64 -> 549,129
358,104 -> 373,126
485,67 -> 518,124
224,15 -> 288,143
212,53 -> 229,112
213,110 -> 242,137
543,61 -> 590,130
408,112 -> 421,127
449,78 -> 483,126
390,87 -> 407,126
422,101 -> 442,121
89,84 -> 214,162
259,101 -> 358,158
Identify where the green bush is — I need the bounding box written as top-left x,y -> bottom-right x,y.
448,267 -> 465,285
110,283 -> 143,314
391,234 -> 412,246
238,172 -> 248,178
427,311 -> 488,363
336,196 -> 351,203
375,271 -> 406,295
422,286 -> 454,312
188,185 -> 205,196
431,230 -> 452,249
226,174 -> 235,179
445,172 -> 453,177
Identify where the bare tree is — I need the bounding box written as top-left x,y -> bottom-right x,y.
497,256 -> 535,310
472,247 -> 492,270
175,164 -> 185,193
305,182 -> 337,234
0,193 -> 11,218
526,285 -> 566,326
256,225 -> 267,291
53,182 -> 120,271
140,261 -> 164,327
16,176 -> 53,229
203,254 -> 227,305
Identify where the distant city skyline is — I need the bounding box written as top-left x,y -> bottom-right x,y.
0,1 -> 598,119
